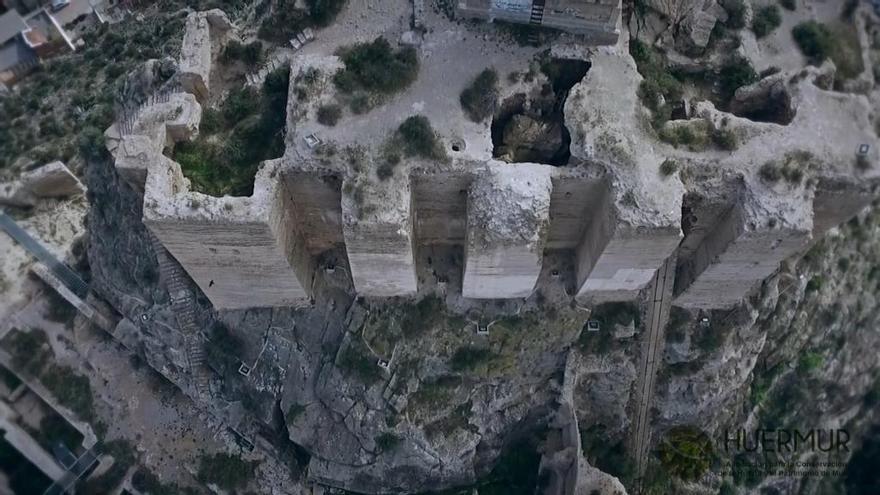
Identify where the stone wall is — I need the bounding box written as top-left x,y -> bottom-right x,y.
105,9 -> 880,313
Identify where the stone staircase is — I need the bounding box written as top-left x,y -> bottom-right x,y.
148,232 -> 212,399
529,0 -> 545,25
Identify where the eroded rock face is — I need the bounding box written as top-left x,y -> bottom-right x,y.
730,76 -> 796,125
499,114 -> 565,163
654,205 -> 880,493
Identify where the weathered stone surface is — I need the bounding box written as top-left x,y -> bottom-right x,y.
463,162 -> 553,299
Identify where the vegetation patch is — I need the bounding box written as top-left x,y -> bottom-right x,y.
222,40 -> 265,68
333,38 -> 419,96
41,365 -> 95,420
317,104 -> 343,126
1,11 -> 184,170
449,346 -> 495,372
409,375 -> 462,415
3,328 -> 52,377
205,322 -> 244,376
174,67 -> 289,197
659,159 -> 679,177
657,426 -> 714,481
659,120 -> 739,151
460,69 -> 500,122
374,432 -> 401,452
197,453 -> 259,492
580,424 -> 635,487
395,116 -> 446,160
338,340 -> 382,384
258,0 -> 348,42
793,21 -> 864,81
752,5 -> 782,38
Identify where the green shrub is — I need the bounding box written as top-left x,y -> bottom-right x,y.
752,5 -> 782,38
177,67 -> 289,197
450,346 -> 494,372
41,365 -> 95,420
718,58 -> 758,103
712,128 -> 738,151
759,162 -> 781,182
805,275 -> 824,293
338,341 -> 381,384
375,432 -> 400,451
694,327 -> 724,354
459,68 -> 499,122
307,0 -> 348,26
78,126 -> 107,161
349,92 -> 372,114
333,38 -> 419,95
792,21 -> 835,62
3,329 -> 51,377
222,86 -> 259,125
199,108 -> 222,135
724,0 -> 747,29
779,0 -> 796,11
396,115 -> 445,160
257,0 -> 347,42
797,352 -> 823,373
657,427 -> 714,481
196,453 -> 258,492
222,40 -> 265,68
317,104 -> 343,126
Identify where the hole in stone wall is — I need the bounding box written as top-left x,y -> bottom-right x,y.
491,58 -> 590,166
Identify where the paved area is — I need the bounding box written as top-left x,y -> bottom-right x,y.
631,254 -> 676,491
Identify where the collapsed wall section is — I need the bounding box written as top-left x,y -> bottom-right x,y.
462,163 -> 553,299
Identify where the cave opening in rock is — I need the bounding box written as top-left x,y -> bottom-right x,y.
491,58 -> 590,166
729,82 -> 796,125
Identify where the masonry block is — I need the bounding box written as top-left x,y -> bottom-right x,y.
342,177 -> 418,297
674,185 -> 812,309
463,164 -> 553,299
576,224 -> 681,302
